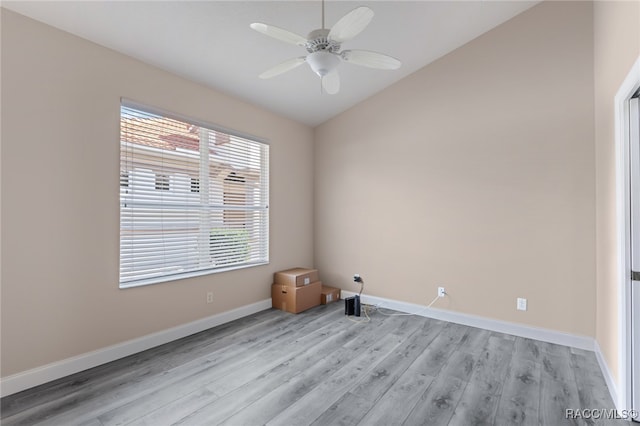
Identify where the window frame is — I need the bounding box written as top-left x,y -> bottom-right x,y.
119,99 -> 270,288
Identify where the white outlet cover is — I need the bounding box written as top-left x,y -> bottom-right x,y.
517,298 -> 527,311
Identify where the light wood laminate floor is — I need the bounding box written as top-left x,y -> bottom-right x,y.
0,302 -> 626,425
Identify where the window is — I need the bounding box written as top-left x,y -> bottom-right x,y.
120,172 -> 129,188
190,178 -> 200,193
154,173 -> 170,191
119,102 -> 269,287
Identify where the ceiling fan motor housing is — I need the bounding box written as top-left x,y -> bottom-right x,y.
305,29 -> 340,53
305,29 -> 341,77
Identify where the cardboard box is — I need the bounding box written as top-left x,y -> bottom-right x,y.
321,285 -> 341,305
274,267 -> 319,287
272,281 -> 322,314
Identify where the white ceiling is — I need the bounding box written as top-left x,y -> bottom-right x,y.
3,1 -> 538,127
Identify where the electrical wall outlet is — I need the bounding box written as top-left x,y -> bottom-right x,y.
206,292 -> 214,304
438,287 -> 446,298
516,297 -> 527,311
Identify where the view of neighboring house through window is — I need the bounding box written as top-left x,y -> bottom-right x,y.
119,102 -> 269,287
154,173 -> 170,191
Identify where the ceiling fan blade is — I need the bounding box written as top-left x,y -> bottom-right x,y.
328,6 -> 374,43
341,50 -> 401,70
250,23 -> 307,47
259,57 -> 306,79
322,71 -> 340,95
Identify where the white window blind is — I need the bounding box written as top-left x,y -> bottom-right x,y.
119,103 -> 269,287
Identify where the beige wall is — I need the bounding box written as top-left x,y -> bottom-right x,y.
0,10 -> 314,377
3,0 -> 637,392
314,1 -> 596,336
594,1 -> 640,390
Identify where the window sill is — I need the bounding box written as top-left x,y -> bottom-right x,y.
119,261 -> 269,289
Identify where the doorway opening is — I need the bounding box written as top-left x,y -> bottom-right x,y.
615,56 -> 640,415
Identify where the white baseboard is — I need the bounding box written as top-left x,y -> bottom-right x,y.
594,340 -> 620,411
0,299 -> 272,398
342,291 -> 595,351
3,293 -> 618,406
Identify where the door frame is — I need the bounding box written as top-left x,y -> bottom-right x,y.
615,55 -> 640,412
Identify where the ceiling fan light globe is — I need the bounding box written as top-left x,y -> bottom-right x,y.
306,51 -> 340,77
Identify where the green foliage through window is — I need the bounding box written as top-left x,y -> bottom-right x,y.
210,228 -> 250,266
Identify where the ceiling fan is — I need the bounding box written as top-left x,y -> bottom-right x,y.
250,1 -> 401,95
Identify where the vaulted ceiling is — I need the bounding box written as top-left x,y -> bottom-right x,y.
3,1 -> 539,126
